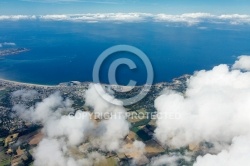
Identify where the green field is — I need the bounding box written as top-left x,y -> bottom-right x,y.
0,150 -> 10,166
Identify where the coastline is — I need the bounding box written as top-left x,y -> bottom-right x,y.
0,74 -> 190,88
0,78 -> 143,88
0,78 -> 57,88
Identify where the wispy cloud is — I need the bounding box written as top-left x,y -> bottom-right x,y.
0,42 -> 16,47
0,15 -> 36,21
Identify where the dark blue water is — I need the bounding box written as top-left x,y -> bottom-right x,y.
0,21 -> 250,85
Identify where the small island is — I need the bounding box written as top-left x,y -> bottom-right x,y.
0,48 -> 29,56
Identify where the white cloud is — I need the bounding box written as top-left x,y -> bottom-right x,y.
0,42 -> 16,48
0,15 -> 36,21
218,14 -> 250,25
39,13 -> 151,22
40,14 -> 69,21
34,139 -> 68,166
232,55 -> 250,71
1,13 -> 250,25
153,55 -> 250,165
13,92 -> 96,166
14,84 -> 131,164
44,111 -> 93,146
27,92 -> 74,123
194,135 -> 250,166
3,42 -> 16,46
154,56 -> 250,148
154,13 -> 250,25
84,84 -> 130,151
37,13 -> 250,24
33,138 -> 101,166
155,13 -> 214,25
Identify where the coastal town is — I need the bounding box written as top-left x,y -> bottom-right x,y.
0,75 -> 199,166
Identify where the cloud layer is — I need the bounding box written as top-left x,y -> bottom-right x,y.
1,13 -> 250,25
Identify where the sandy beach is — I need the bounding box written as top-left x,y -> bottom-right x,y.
0,78 -> 57,88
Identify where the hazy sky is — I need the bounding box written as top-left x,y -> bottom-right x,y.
0,0 -> 250,15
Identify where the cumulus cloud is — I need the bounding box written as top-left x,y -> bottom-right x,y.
194,135 -> 250,166
44,111 -> 93,146
155,61 -> 250,148
13,92 -> 74,123
232,55 -> 250,71
133,140 -> 145,154
33,138 -> 104,166
34,139 -> 69,166
13,84 -> 131,165
84,84 -> 130,151
84,83 -> 123,112
92,117 -> 130,151
131,140 -> 147,164
13,92 -> 94,165
154,55 -> 250,165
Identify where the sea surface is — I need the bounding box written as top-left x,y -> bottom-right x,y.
0,21 -> 250,85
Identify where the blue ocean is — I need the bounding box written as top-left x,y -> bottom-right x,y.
0,21 -> 250,85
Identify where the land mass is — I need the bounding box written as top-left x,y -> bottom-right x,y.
0,48 -> 29,57
0,76 -> 197,166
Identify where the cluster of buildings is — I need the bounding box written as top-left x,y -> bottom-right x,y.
0,75 -> 192,166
